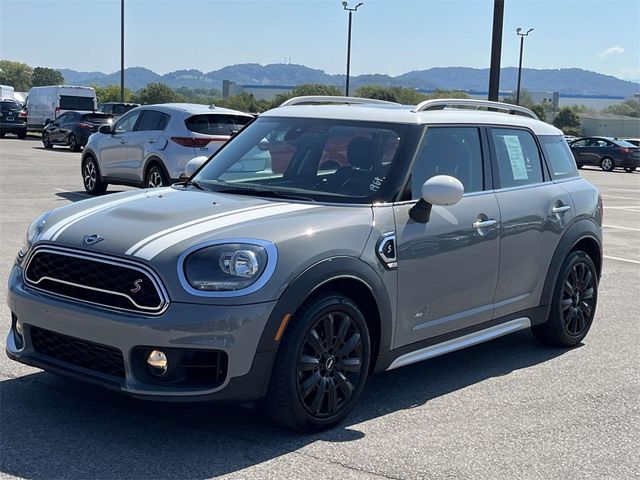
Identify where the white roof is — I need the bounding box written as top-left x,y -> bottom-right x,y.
262,104 -> 562,136
146,103 -> 253,117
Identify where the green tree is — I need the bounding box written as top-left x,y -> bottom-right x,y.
529,104 -> 547,122
603,100 -> 640,118
354,85 -> 400,102
31,67 -> 64,87
93,84 -> 134,104
355,85 -> 469,105
219,92 -> 270,113
0,60 -> 33,91
133,83 -> 181,104
553,107 -> 581,131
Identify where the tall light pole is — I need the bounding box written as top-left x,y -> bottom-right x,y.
342,1 -> 363,96
120,0 -> 125,103
515,27 -> 534,105
488,0 -> 504,102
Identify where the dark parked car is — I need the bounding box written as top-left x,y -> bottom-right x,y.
98,102 -> 140,118
622,138 -> 640,147
0,99 -> 27,139
42,111 -> 113,152
570,136 -> 640,172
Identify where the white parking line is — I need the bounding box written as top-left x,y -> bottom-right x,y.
603,225 -> 640,232
604,206 -> 640,212
604,255 -> 640,265
601,194 -> 640,201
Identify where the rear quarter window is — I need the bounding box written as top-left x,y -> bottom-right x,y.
186,114 -> 251,136
539,135 -> 579,180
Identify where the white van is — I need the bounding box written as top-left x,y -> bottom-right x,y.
26,85 -> 97,130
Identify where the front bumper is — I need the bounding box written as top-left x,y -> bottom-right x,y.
6,265 -> 278,402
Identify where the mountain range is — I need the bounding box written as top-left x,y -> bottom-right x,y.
57,64 -> 640,97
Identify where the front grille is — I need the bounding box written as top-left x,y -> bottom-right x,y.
24,247 -> 168,315
30,326 -> 125,379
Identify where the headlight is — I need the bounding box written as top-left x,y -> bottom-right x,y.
183,243 -> 269,292
17,211 -> 52,263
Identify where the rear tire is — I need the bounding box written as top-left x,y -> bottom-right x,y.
0,132 -> 6,138
17,130 -> 26,140
532,251 -> 598,347
600,157 -> 614,172
82,155 -> 108,195
145,164 -> 168,188
69,134 -> 81,152
261,292 -> 371,432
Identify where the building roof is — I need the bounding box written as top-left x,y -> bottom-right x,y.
579,113 -> 640,121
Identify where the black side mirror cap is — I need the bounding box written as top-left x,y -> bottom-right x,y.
98,125 -> 112,134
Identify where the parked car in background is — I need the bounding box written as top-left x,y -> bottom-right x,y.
26,85 -> 97,131
0,99 -> 27,139
569,136 -> 640,172
563,135 -> 579,144
98,102 -> 140,119
80,103 -> 253,194
622,138 -> 640,147
42,112 -> 113,151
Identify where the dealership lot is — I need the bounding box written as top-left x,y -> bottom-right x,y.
0,137 -> 638,479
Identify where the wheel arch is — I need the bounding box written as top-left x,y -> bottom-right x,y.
143,155 -> 170,184
257,256 -> 393,374
540,219 -> 603,317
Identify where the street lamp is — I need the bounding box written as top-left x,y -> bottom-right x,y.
342,1 -> 363,96
515,27 -> 534,105
120,0 -> 125,103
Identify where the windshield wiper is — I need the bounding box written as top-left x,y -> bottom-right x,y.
215,186 -> 316,203
179,180 -> 208,191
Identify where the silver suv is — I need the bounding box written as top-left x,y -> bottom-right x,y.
81,103 -> 253,193
7,97 -> 603,432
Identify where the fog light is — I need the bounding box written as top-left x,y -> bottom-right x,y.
146,350 -> 168,376
15,321 -> 23,336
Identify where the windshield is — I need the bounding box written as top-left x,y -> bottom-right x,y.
192,117 -> 407,203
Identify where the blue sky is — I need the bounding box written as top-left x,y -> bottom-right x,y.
1,0 -> 639,80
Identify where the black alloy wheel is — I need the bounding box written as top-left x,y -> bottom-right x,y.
42,132 -> 52,149
560,260 -> 596,336
297,310 -> 364,418
69,134 -> 81,152
532,250 -> 598,347
262,292 -> 370,432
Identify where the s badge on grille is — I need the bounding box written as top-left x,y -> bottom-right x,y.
83,234 -> 105,246
131,279 -> 143,293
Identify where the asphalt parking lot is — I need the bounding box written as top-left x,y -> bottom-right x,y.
0,137 -> 638,479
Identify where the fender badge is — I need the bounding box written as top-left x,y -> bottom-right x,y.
83,234 -> 105,246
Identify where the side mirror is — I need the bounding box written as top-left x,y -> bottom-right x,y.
44,119 -> 52,126
409,175 -> 464,223
98,125 -> 112,134
183,155 -> 209,178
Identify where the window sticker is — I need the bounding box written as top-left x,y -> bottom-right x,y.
503,135 -> 528,180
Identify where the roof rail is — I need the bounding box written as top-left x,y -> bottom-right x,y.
412,98 -> 539,119
279,95 -> 399,107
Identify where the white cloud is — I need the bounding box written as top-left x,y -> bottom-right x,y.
598,46 -> 625,59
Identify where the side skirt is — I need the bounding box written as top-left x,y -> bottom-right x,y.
375,306 -> 547,372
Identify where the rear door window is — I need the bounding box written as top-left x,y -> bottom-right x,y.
539,135 -> 579,180
490,128 -> 544,188
185,114 -> 251,136
59,95 -> 95,111
136,110 -> 169,131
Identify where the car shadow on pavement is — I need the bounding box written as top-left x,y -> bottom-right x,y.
0,329 -> 570,479
55,191 -> 128,202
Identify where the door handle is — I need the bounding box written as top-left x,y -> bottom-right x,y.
552,205 -> 571,214
472,219 -> 497,229
147,139 -> 156,143
119,140 -> 127,144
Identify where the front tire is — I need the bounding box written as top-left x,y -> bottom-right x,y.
42,132 -> 53,149
82,155 -> 108,195
532,251 -> 598,347
624,167 -> 636,173
600,157 -> 614,172
261,293 -> 371,432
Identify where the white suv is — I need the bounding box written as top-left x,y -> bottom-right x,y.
80,103 -> 253,194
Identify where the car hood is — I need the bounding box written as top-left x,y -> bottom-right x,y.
34,187 -> 375,302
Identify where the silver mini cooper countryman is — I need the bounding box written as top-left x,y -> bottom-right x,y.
7,97 -> 603,432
